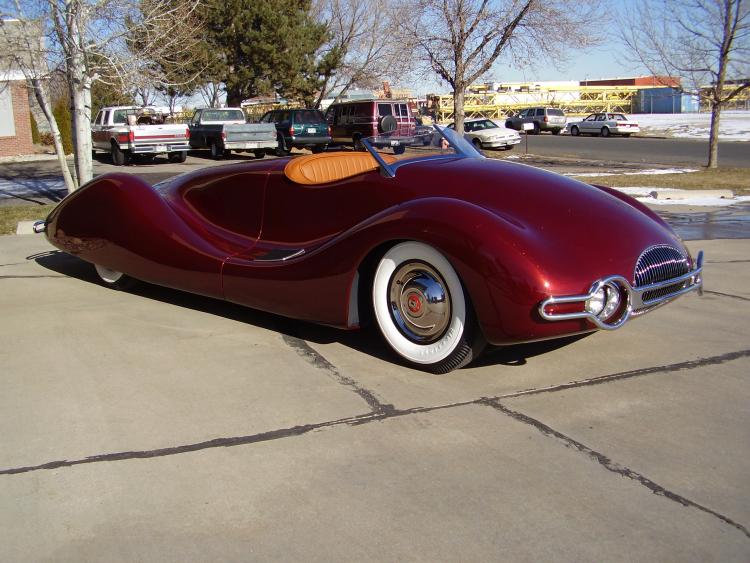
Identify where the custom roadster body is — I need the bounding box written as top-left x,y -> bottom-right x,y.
40,127 -> 703,372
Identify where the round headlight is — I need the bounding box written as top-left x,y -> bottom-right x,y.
601,287 -> 621,319
585,287 -> 607,316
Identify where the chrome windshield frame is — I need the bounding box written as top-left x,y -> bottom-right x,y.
361,124 -> 483,178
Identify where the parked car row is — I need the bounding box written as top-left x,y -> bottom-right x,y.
92,103 -> 640,166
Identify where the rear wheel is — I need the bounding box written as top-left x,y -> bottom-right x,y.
254,150 -> 266,159
600,126 -> 610,137
353,135 -> 366,152
168,151 -> 187,163
623,133 -> 631,138
111,142 -> 129,166
570,125 -> 580,136
94,264 -> 137,290
551,128 -> 561,135
372,242 -> 485,373
311,145 -> 326,154
275,134 -> 290,156
210,140 -> 224,159
532,122 -> 540,134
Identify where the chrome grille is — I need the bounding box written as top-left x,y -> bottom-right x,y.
634,245 -> 689,303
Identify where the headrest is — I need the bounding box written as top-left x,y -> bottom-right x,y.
284,152 -> 397,185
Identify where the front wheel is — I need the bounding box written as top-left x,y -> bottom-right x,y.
471,138 -> 483,150
570,125 -> 580,136
94,264 -> 138,290
372,242 -> 485,373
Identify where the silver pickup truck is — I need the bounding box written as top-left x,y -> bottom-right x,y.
188,108 -> 278,159
92,106 -> 190,165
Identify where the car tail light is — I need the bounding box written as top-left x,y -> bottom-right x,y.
289,126 -> 295,136
544,116 -> 548,123
128,130 -> 134,142
222,130 -> 227,141
117,132 -> 129,143
327,125 -> 332,137
185,128 -> 190,139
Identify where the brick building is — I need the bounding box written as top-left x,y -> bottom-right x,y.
0,19 -> 38,157
0,73 -> 34,157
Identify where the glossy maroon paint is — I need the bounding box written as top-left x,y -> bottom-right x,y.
44,153 -> 690,345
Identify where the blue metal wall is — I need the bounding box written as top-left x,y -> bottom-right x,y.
637,88 -> 699,113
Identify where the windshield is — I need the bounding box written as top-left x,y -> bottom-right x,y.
201,109 -> 246,122
362,124 -> 482,177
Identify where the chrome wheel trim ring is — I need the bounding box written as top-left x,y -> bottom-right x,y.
372,242 -> 467,365
95,264 -> 124,284
388,261 -> 451,344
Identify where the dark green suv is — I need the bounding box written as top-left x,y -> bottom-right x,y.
259,108 -> 332,155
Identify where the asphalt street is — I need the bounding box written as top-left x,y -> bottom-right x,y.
1,234 -> 748,561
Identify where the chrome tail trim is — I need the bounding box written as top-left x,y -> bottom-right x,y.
539,251 -> 703,331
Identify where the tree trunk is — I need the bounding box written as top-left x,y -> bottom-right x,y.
226,86 -> 243,107
31,78 -> 77,194
453,88 -> 466,134
707,101 -> 721,168
69,68 -> 94,186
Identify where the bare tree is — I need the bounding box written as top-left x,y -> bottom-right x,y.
198,81 -> 223,108
621,0 -> 749,168
0,16 -> 77,192
403,0 -> 600,133
2,0 -> 206,190
313,0 -> 408,107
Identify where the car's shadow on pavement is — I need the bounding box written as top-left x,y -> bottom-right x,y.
33,250 -> 587,371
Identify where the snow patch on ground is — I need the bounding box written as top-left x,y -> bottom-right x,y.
615,187 -> 750,206
568,168 -> 698,178
635,111 -> 750,141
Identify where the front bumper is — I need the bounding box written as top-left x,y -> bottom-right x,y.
483,137 -> 521,148
538,250 -> 703,330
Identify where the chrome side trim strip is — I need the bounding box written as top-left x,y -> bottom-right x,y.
538,251 -> 703,331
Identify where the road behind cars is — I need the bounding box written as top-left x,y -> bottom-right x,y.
1,228 -> 749,560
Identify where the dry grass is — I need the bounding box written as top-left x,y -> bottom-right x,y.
0,204 -> 54,235
569,168 -> 750,195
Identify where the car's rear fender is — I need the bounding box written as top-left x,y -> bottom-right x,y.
45,173 -> 229,298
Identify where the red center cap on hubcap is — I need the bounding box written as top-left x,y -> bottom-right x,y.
407,294 -> 422,313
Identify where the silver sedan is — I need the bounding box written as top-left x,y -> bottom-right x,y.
567,113 -> 640,137
449,118 -> 521,150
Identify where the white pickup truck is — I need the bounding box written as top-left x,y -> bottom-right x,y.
91,106 -> 191,165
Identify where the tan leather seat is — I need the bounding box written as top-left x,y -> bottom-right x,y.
284,152 -> 397,185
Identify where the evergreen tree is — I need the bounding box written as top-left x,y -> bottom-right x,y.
52,99 -> 73,155
203,0 -> 328,106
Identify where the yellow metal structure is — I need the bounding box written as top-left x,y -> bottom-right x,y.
431,85 -> 674,121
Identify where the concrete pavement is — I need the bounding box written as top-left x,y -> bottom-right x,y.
0,234 -> 748,561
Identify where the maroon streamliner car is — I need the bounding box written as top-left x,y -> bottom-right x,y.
38,127 -> 703,373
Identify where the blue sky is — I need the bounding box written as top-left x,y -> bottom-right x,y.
403,0 -> 651,94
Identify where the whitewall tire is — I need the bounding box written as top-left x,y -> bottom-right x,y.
372,242 -> 484,373
94,264 -> 137,290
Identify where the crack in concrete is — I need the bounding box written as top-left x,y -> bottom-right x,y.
704,290 -> 750,303
281,334 -> 394,415
481,398 -> 750,540
3,349 -> 747,478
0,275 -> 67,280
495,349 -> 750,400
0,261 -> 28,267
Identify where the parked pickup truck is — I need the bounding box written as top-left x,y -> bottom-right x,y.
92,106 -> 190,165
188,108 -> 277,159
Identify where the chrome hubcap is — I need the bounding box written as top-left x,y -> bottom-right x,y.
388,262 -> 451,343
